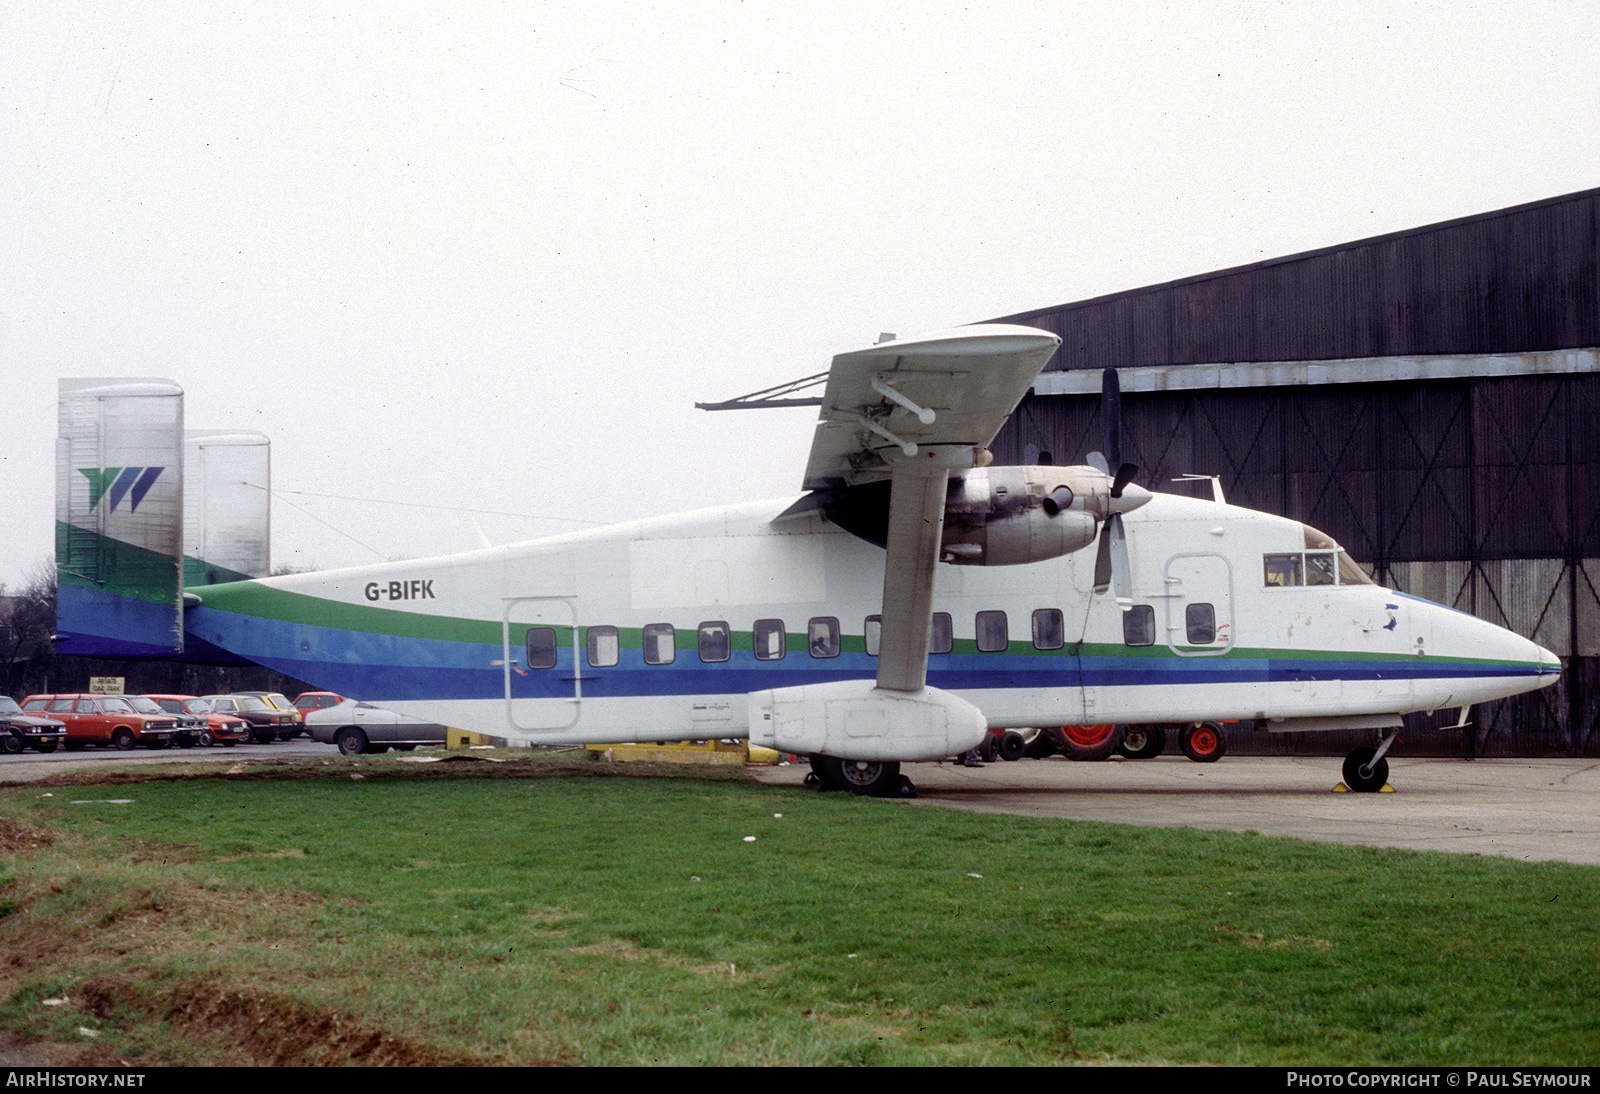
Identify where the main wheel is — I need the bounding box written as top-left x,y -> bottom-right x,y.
809,755 -> 901,796
336,727 -> 369,756
1050,724 -> 1125,761
1342,747 -> 1389,793
112,728 -> 137,751
977,733 -> 1000,763
1118,724 -> 1167,760
1179,721 -> 1227,763
835,758 -> 901,796
997,731 -> 1028,761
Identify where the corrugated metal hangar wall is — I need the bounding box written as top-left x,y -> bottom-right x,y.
990,187 -> 1600,756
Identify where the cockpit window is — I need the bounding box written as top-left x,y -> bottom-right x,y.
1264,554 -> 1302,588
1306,551 -> 1337,586
1264,526 -> 1377,588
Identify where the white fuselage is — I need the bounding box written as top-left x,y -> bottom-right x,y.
182,490 -> 1560,748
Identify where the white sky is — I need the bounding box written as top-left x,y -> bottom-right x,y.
4,1 -> 1599,588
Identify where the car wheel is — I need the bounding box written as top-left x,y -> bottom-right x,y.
1118,724 -> 1167,760
998,731 -> 1028,761
1179,721 -> 1228,763
198,730 -> 215,747
112,728 -> 137,751
0,734 -> 22,754
1049,724 -> 1126,761
336,727 -> 369,756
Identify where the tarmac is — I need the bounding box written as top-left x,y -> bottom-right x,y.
751,754 -> 1600,867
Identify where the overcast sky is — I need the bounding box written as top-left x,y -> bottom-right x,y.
4,1 -> 1599,589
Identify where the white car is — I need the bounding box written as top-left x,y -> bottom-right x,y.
305,698 -> 450,755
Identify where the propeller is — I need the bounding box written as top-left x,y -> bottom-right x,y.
1091,368 -> 1140,609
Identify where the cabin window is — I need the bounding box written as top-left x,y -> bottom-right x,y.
976,610 -> 1008,652
930,612 -> 953,655
753,618 -> 786,660
864,615 -> 882,657
586,626 -> 619,668
526,626 -> 559,670
644,623 -> 676,665
1032,608 -> 1064,650
1123,605 -> 1155,646
698,621 -> 730,663
1185,603 -> 1216,644
808,617 -> 840,658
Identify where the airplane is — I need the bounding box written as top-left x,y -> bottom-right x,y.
57,326 -> 1562,795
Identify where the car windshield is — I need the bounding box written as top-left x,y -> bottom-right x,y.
183,698 -> 212,713
237,696 -> 271,711
124,697 -> 162,713
0,698 -> 21,715
99,697 -> 134,713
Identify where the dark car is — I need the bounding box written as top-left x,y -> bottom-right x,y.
234,692 -> 305,739
0,696 -> 66,754
202,694 -> 299,744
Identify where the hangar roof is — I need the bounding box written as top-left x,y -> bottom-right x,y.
996,186 -> 1600,373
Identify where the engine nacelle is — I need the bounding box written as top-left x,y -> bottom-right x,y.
939,466 -> 1101,565
822,465 -> 1112,566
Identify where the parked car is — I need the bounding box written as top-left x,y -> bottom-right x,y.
233,691 -> 305,739
304,697 -> 449,755
21,694 -> 180,750
144,694 -> 249,747
292,691 -> 345,715
202,694 -> 299,744
0,696 -> 66,754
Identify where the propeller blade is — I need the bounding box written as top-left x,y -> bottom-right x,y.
1093,523 -> 1112,593
1111,462 -> 1139,499
1108,512 -> 1132,609
1093,514 -> 1134,606
1101,368 -> 1122,471
1085,451 -> 1109,476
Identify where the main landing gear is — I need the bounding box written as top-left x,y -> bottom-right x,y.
805,755 -> 918,798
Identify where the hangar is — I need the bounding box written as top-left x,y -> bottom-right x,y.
988,187 -> 1600,756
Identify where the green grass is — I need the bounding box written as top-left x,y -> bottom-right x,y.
2,760 -> 1598,1065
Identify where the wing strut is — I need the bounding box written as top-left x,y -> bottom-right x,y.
875,461 -> 948,692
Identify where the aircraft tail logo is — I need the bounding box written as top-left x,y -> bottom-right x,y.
79,467 -> 166,513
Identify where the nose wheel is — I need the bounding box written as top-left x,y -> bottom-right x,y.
1342,731 -> 1398,792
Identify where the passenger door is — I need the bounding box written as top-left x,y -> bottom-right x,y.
503,596 -> 583,732
1164,554 -> 1234,656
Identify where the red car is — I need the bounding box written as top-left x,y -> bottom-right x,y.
22,694 -> 180,751
145,695 -> 250,747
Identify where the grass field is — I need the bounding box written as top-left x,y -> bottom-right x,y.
1,755 -> 1597,1066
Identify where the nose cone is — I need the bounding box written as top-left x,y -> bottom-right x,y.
1438,604 -> 1562,700
1534,641 -> 1563,688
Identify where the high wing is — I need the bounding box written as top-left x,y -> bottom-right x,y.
799,325 -> 1062,694
801,325 -> 1062,492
